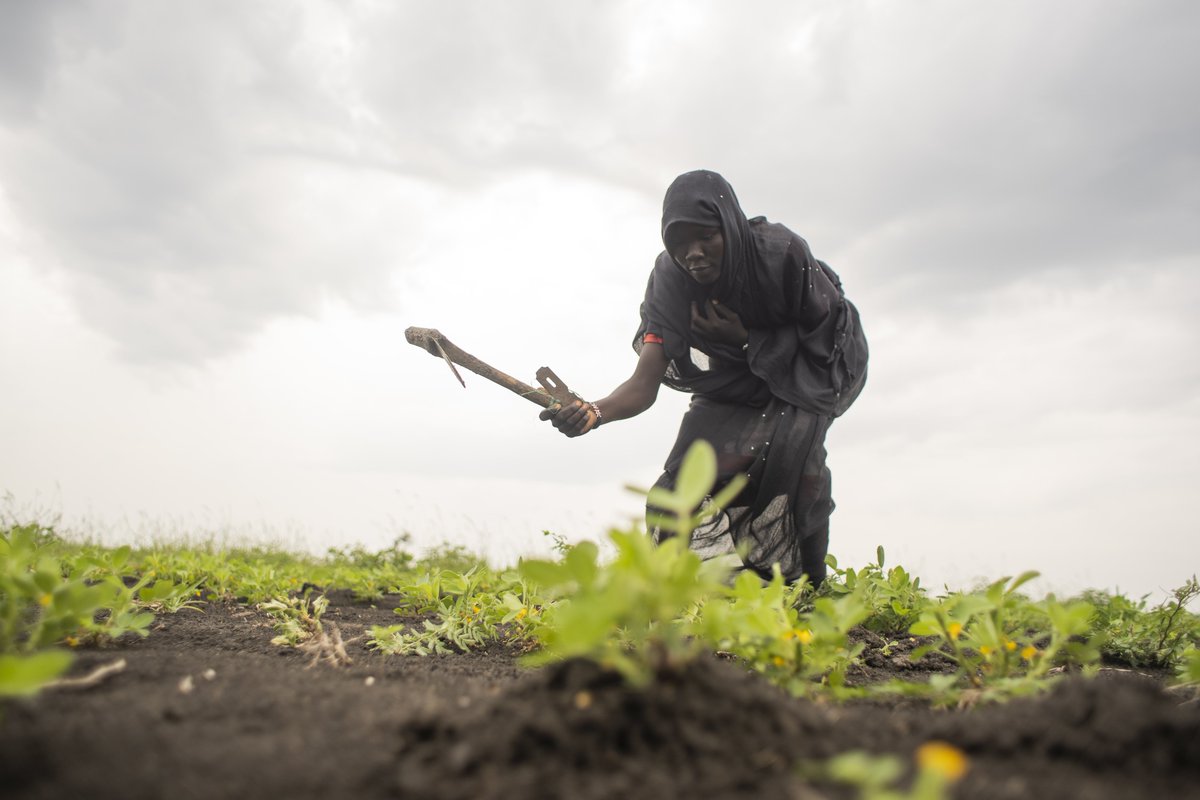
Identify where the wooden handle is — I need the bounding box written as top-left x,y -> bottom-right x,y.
404,326 -> 554,408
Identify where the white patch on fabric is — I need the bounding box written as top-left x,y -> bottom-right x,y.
689,347 -> 711,371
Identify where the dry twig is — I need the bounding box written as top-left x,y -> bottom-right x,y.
45,658 -> 128,690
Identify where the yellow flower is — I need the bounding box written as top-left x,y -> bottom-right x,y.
916,741 -> 969,781
65,636 -> 79,648
1004,640 -> 1018,652
472,604 -> 481,614
1021,645 -> 1038,661
771,656 -> 786,667
947,622 -> 963,640
515,608 -> 527,620
783,628 -> 813,644
38,593 -> 53,607
978,645 -> 993,656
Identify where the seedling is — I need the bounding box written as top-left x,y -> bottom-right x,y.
823,547 -> 930,636
903,572 -> 1099,704
808,740 -> 969,800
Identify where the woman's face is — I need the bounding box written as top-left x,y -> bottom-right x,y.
665,222 -> 724,285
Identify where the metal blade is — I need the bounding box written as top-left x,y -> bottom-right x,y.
535,366 -> 576,406
434,337 -> 467,388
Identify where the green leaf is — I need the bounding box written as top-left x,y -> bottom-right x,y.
644,512 -> 678,532
1007,570 -> 1041,595
708,473 -> 748,513
518,559 -> 569,590
825,751 -> 904,788
645,486 -> 689,514
109,545 -> 132,572
909,644 -> 936,661
138,579 -> 179,603
0,650 -> 73,698
564,541 -> 599,587
673,440 -> 718,511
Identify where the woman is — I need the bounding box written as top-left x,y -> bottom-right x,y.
540,169 -> 867,586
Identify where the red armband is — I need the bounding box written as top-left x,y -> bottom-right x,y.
643,333 -> 664,345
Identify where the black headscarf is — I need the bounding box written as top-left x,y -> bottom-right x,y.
636,169 -> 868,417
659,170 -> 764,320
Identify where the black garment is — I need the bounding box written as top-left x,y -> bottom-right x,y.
636,170 -> 868,583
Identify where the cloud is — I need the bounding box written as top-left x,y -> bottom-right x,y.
0,0 -> 1196,367
0,2 -> 417,363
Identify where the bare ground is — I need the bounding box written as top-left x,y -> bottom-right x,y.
2,593 -> 1197,800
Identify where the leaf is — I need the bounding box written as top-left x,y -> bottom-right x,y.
517,559 -> 569,591
673,440 -> 718,511
707,473 -> 748,514
909,617 -> 940,636
0,650 -> 73,698
1007,570 -> 1041,595
949,595 -> 993,623
139,579 -> 179,603
825,751 -> 904,788
110,546 -> 132,572
565,541 -> 599,587
909,644 -> 936,661
644,512 -> 678,533
645,486 -> 688,514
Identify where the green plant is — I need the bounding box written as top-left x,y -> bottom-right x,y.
259,592 -> 329,647
543,529 -> 572,556
1,527 -> 156,650
518,441 -> 748,684
1175,645 -> 1200,687
808,740 -> 969,800
370,566 -> 539,655
137,578 -> 204,613
258,592 -> 360,667
903,572 -> 1099,704
520,529 -> 726,684
1,525 -> 169,698
323,537 -> 415,600
697,567 -> 868,697
824,546 -> 930,636
1082,577 -> 1200,669
416,543 -> 485,574
637,440 -> 747,545
0,650 -> 74,699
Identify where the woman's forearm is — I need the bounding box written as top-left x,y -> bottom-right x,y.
593,342 -> 668,425
595,377 -> 660,422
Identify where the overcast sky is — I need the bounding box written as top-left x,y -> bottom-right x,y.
2,0 -> 1197,602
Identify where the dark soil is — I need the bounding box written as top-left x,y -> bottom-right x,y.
2,593 -> 1197,800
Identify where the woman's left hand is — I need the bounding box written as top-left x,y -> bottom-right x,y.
690,299 -> 748,347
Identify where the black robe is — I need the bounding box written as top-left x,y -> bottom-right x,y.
635,170 -> 868,583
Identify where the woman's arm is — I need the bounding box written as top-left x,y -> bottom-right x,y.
539,342 -> 669,437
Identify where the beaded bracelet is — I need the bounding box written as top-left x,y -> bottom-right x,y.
588,401 -> 603,427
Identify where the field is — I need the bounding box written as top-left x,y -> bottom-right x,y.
3,587 -> 1198,800
3,461 -> 1200,800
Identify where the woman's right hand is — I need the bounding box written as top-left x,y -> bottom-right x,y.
539,399 -> 598,438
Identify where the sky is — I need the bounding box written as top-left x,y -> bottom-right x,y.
1,0 -> 1197,602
